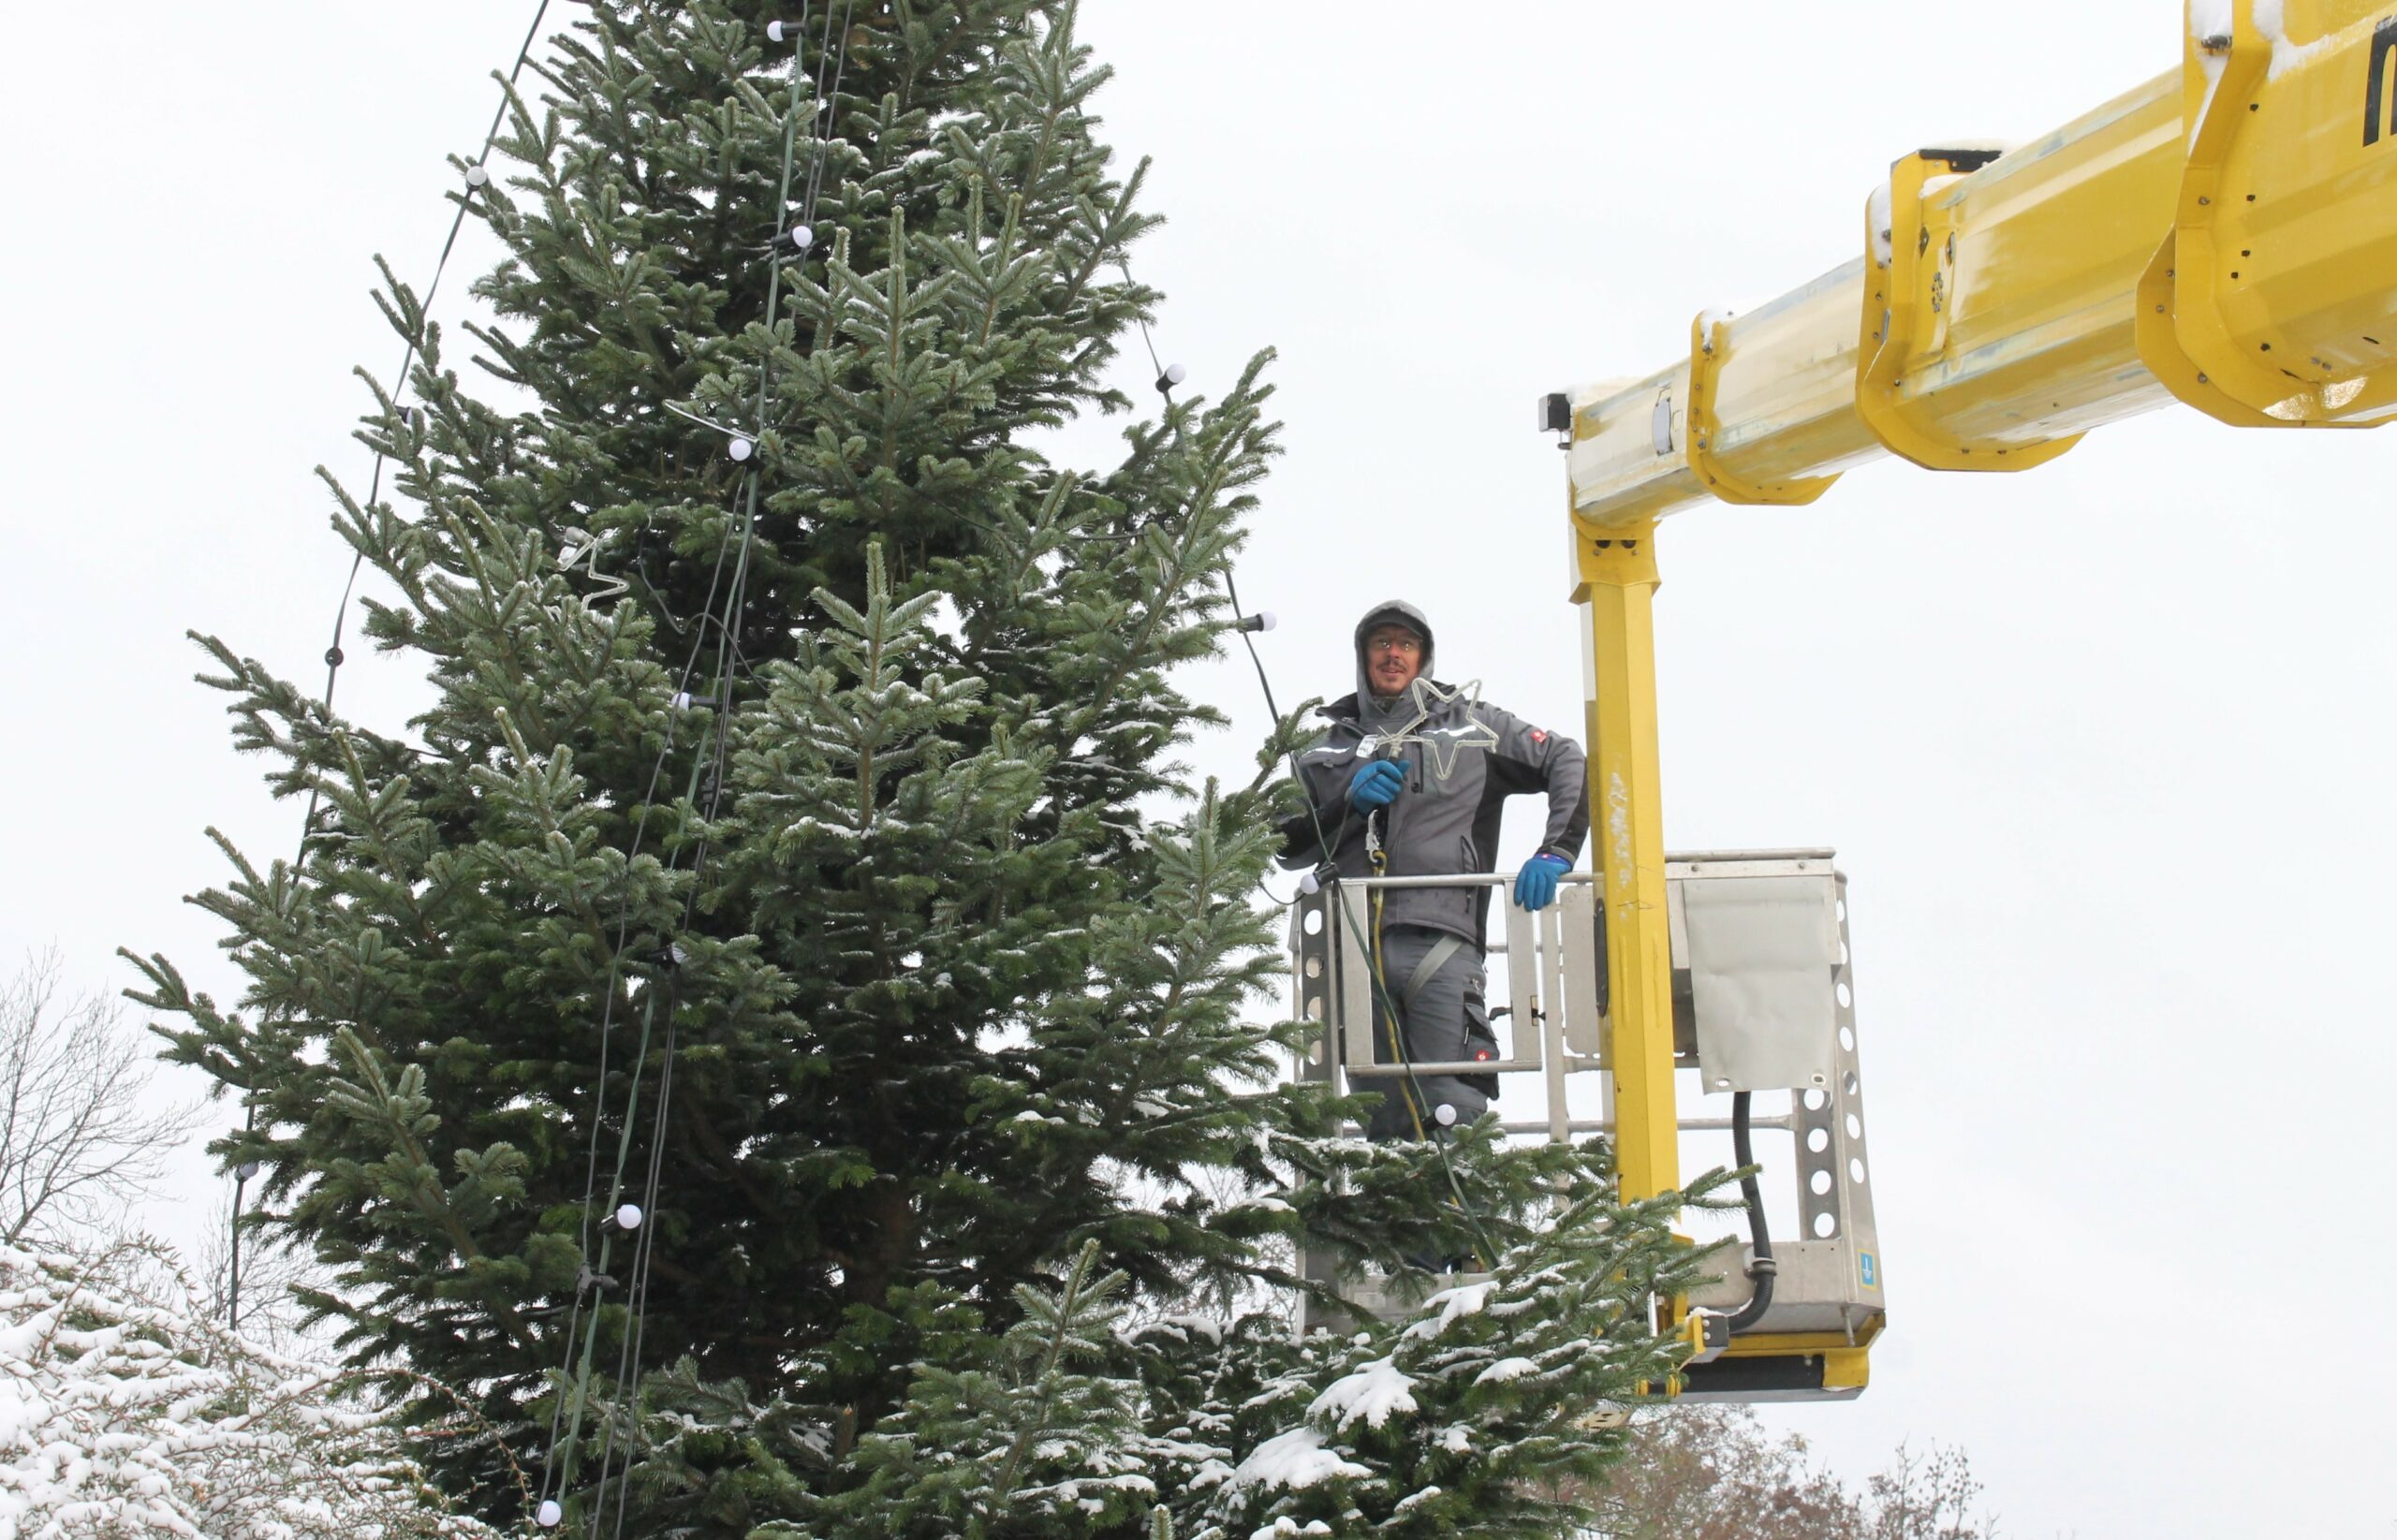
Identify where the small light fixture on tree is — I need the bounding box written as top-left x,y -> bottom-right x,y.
728,435 -> 755,462
1154,361 -> 1187,395
766,18 -> 798,42
536,1500 -> 563,1528
235,1160 -> 262,1182
615,1202 -> 643,1230
776,223 -> 815,255
1235,610 -> 1276,634
463,164 -> 490,189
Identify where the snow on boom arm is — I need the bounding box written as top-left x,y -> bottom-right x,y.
1548,0 -> 2397,1393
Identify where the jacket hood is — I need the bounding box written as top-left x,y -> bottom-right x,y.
1355,599 -> 1434,721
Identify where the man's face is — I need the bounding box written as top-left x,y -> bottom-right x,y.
1365,624 -> 1425,697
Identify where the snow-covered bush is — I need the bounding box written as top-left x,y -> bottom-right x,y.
0,1239 -> 503,1539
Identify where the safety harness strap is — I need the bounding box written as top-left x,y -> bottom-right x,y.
1400,932 -> 1467,1008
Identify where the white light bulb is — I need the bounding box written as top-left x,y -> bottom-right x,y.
787,223 -> 814,250
1434,1103 -> 1459,1127
672,690 -> 695,711
235,1160 -> 263,1182
1296,870 -> 1320,896
463,164 -> 490,188
728,436 -> 755,462
767,19 -> 790,42
1163,362 -> 1188,386
1255,610 -> 1277,633
615,1203 -> 643,1230
536,1500 -> 563,1527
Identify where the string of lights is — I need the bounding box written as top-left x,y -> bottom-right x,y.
226,0 -> 560,1339
533,12 -> 860,1529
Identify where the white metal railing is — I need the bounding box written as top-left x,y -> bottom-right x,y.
1294,871 -> 1604,1143
1289,853 -> 1888,1390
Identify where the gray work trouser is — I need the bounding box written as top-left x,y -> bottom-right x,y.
1363,923 -> 1500,1142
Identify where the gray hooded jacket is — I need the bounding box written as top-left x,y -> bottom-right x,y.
1276,600 -> 1590,947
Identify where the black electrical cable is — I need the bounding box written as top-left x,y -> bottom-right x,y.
235,0 -> 555,1334
587,480 -> 762,1534
554,14 -> 862,1527
594,967 -> 685,1540
1119,257 -> 1167,382
1079,85 -> 1501,1271
533,513 -> 741,1508
537,7 -> 848,1509
795,0 -> 854,219
539,488 -> 762,1517
300,0 -> 556,872
1723,1090 -> 1778,1335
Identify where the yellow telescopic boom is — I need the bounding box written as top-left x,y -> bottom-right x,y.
1566,0 -> 2397,1395
1569,0 -> 2397,533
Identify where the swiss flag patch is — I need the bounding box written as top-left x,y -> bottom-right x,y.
1529,728 -> 1548,744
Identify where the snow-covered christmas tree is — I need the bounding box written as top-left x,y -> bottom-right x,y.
132,4 -> 1720,1533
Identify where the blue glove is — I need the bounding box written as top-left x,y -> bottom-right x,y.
1513,853 -> 1570,911
1346,758 -> 1407,813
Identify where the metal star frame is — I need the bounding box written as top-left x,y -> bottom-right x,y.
1382,677 -> 1499,780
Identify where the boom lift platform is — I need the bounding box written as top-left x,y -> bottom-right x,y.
1298,0 -> 2397,1402
1292,858 -> 1883,1401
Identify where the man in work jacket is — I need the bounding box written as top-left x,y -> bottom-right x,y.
1277,600 -> 1589,1141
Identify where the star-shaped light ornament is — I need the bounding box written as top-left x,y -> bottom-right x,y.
1379,678 -> 1499,780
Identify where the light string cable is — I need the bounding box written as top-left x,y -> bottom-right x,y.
530,12 -> 855,1530
1071,132 -> 1506,1269
529,462 -> 743,1512
224,0 -> 559,1331
589,15 -> 860,1531
300,0 -> 557,870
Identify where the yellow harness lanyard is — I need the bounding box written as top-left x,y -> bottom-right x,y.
1372,762 -> 1485,1271
1364,803 -> 1430,1142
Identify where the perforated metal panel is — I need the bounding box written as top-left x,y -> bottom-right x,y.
1795,873 -> 1880,1288
1291,893 -> 1335,1086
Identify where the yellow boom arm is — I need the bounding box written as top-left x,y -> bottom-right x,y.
1574,0 -> 2397,1397
1578,0 -> 2397,1225
1571,0 -> 2397,537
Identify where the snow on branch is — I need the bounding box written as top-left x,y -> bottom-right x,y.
0,1238 -> 506,1539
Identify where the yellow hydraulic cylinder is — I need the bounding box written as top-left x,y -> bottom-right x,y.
1566,0 -> 2397,533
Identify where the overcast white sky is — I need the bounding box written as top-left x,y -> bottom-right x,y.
4,4 -> 2390,1535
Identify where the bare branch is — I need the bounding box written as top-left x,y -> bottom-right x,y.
0,948 -> 202,1244
195,1186 -> 337,1355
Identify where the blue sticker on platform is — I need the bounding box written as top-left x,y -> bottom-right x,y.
1859,1252 -> 1878,1289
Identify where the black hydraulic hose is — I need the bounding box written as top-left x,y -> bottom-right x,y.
1724,1090 -> 1779,1335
